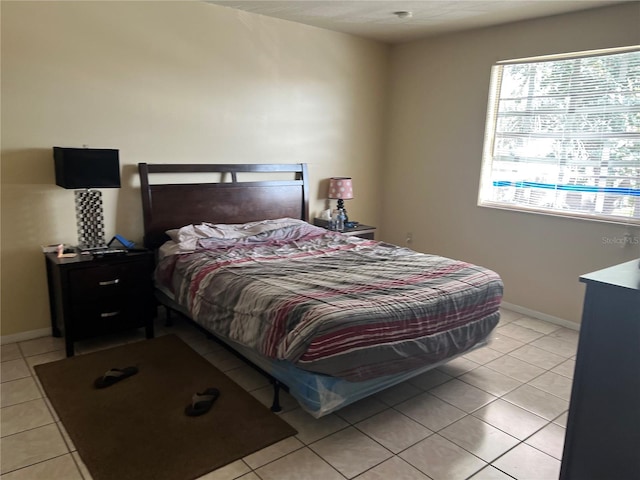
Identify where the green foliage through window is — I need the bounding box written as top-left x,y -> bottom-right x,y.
479,47 -> 640,224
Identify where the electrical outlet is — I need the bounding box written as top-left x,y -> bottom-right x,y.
406,232 -> 413,245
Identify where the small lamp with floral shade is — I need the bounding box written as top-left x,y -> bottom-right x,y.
328,177 -> 354,222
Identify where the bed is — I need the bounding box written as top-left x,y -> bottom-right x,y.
138,163 -> 503,417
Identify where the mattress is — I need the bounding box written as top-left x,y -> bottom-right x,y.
224,332 -> 493,417
155,220 -> 503,383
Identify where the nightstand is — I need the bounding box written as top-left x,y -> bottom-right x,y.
45,250 -> 156,357
313,218 -> 376,240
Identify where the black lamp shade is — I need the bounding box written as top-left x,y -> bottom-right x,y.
53,147 -> 121,189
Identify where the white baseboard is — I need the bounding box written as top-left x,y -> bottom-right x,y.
501,301 -> 580,331
1,328 -> 52,345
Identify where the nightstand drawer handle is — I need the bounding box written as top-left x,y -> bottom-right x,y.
99,279 -> 120,286
100,311 -> 120,318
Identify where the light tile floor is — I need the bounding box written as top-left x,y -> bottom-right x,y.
0,308 -> 578,479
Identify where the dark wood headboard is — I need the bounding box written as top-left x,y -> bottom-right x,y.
138,163 -> 310,249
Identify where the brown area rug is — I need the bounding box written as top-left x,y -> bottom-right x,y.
35,334 -> 297,480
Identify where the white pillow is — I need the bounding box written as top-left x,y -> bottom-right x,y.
164,218 -> 307,252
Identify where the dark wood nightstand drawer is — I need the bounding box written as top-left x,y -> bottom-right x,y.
68,260 -> 152,300
71,300 -> 154,339
349,230 -> 375,240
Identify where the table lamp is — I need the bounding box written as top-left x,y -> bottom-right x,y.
53,147 -> 121,250
328,177 -> 354,222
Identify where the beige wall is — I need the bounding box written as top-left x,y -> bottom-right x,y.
0,1 -> 389,336
383,3 -> 640,324
2,2 -> 639,337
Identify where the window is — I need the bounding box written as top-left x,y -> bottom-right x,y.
478,47 -> 640,225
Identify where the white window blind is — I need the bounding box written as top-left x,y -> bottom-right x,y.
478,47 -> 640,225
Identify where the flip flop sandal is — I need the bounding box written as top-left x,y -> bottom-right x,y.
185,388 -> 220,417
94,366 -> 139,389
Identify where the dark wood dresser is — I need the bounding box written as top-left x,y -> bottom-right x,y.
45,250 -> 156,356
560,259 -> 640,479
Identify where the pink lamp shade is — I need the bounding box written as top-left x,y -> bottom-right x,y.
328,177 -> 354,200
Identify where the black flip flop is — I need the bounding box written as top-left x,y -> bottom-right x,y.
94,366 -> 139,389
185,388 -> 220,416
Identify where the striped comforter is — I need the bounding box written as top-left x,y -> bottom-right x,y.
155,223 -> 503,381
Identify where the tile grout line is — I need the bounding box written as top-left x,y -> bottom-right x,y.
0,415 -> 57,440
0,452 -> 74,478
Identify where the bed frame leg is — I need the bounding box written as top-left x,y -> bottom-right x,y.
270,380 -> 282,413
164,306 -> 173,327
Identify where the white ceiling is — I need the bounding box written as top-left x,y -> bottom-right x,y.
204,0 -> 631,44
